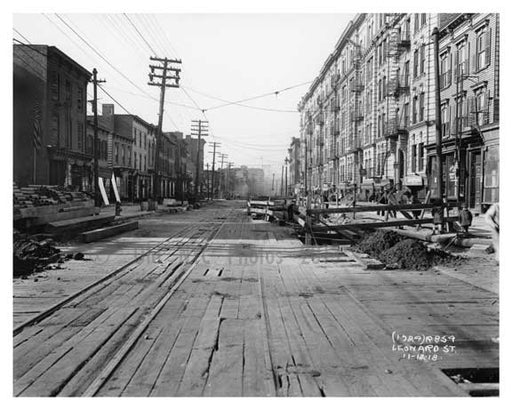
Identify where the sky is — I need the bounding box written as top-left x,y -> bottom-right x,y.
12,13 -> 354,175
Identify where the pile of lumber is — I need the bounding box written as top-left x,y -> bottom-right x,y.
13,184 -> 92,216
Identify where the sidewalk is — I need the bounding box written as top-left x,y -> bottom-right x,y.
98,204 -> 153,221
321,201 -> 499,294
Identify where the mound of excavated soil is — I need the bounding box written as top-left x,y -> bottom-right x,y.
13,238 -> 62,276
353,232 -> 458,271
353,230 -> 403,259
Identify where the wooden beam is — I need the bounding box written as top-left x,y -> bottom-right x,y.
307,202 -> 460,215
310,216 -> 459,232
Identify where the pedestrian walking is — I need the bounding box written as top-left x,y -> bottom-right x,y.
458,206 -> 473,234
377,187 -> 386,216
411,192 -> 421,219
387,186 -> 397,218
431,199 -> 443,234
485,203 -> 499,264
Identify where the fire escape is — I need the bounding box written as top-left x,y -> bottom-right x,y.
384,26 -> 410,154
329,73 -> 341,162
349,45 -> 364,184
315,95 -> 325,188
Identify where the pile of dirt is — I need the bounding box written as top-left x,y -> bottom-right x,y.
353,230 -> 404,259
353,231 -> 458,271
381,239 -> 457,270
13,238 -> 62,277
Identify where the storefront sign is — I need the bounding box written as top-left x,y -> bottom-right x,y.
404,175 -> 423,186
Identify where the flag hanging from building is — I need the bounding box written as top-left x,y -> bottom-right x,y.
32,101 -> 42,151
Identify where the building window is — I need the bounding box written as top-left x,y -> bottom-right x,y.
65,79 -> 71,102
413,49 -> 419,78
421,13 -> 427,27
419,92 -> 425,122
412,96 -> 418,124
378,79 -> 382,101
50,71 -> 59,102
418,143 -> 424,170
77,122 -> 84,152
440,52 -> 452,88
139,154 -> 142,170
404,102 -> 410,127
455,41 -> 468,79
475,89 -> 490,126
114,143 -> 119,164
441,104 -> 449,136
420,44 -> 426,74
403,60 -> 410,86
411,144 -> 417,173
382,38 -> 387,64
52,114 -> 60,144
77,87 -> 83,111
414,14 -> 419,33
366,57 -> 373,82
476,26 -> 491,71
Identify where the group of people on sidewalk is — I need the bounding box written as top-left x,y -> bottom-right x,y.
368,184 -> 500,264
369,184 -> 419,218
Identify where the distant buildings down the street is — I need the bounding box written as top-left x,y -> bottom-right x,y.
13,44 -> 217,202
289,13 -> 499,213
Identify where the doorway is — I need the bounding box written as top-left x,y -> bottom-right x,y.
468,150 -> 482,210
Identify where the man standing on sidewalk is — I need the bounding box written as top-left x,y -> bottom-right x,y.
485,203 -> 500,264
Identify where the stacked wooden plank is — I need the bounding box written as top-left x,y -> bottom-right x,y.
14,185 -> 94,222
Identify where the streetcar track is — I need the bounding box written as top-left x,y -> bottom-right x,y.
14,206 -> 236,396
82,207 -> 235,396
13,208 -> 228,336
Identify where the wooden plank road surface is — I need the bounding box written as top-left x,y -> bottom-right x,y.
13,201 -> 498,396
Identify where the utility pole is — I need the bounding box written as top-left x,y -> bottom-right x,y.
191,120 -> 208,199
226,162 -> 234,199
208,142 -> 220,200
90,68 -> 105,207
285,157 -> 289,197
280,165 -> 284,197
148,56 -> 181,203
205,163 -> 210,200
218,153 -> 228,198
432,27 -> 444,230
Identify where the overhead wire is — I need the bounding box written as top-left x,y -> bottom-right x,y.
22,14 -> 301,162
53,13 -> 180,130
13,42 -> 48,74
182,86 -> 299,113
124,14 -> 209,130
107,14 -> 149,60
117,13 -> 185,130
203,81 -> 312,112
98,84 -> 135,116
12,38 -> 48,69
14,34 -> 95,107
138,14 -> 172,59
123,13 -> 159,57
98,14 -> 147,61
53,14 -> 155,100
13,28 -> 31,43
